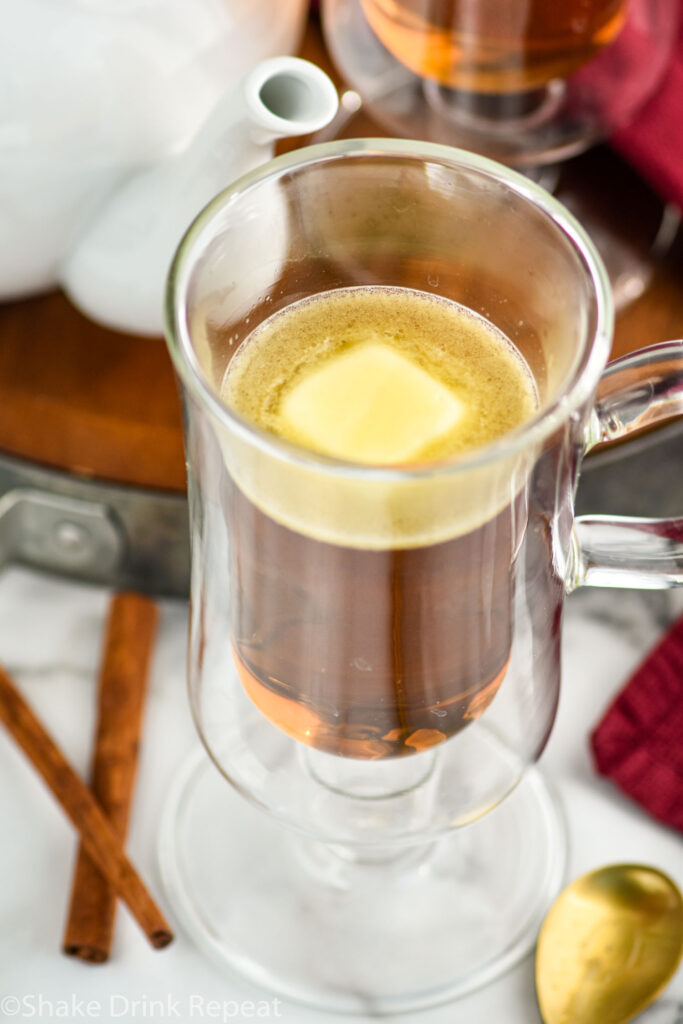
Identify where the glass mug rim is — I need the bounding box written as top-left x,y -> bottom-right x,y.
165,137 -> 614,482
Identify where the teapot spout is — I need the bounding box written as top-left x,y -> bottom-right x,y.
61,58 -> 338,336
243,56 -> 339,145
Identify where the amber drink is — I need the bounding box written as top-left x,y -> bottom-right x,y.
360,0 -> 627,92
221,287 -> 537,759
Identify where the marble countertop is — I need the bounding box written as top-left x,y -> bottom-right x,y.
0,566 -> 682,1024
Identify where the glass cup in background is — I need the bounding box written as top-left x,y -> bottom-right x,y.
359,0 -> 628,94
321,0 -> 678,166
320,0 -> 681,310
160,140 -> 683,1013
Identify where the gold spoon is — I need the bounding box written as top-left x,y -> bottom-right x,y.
536,864 -> 683,1024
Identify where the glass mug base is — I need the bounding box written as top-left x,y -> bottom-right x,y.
159,750 -> 567,1015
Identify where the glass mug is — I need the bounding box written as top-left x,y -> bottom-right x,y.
162,140 -> 683,1013
359,0 -> 628,93
321,0 -> 678,169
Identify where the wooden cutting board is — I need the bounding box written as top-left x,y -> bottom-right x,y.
1,18 -> 681,493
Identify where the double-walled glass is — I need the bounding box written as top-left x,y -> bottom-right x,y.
322,0 -> 679,167
162,140 -> 683,1013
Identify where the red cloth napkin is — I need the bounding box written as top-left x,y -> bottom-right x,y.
591,616 -> 683,832
610,4 -> 683,211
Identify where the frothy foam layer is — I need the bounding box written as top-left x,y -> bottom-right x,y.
221,287 -> 537,465
218,288 -> 539,548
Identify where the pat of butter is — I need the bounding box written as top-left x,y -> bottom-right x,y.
280,342 -> 463,464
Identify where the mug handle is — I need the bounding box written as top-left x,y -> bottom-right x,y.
569,340 -> 683,590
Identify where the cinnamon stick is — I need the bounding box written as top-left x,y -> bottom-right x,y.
0,662 -> 173,951
63,592 -> 159,963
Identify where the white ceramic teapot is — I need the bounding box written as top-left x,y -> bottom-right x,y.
0,0 -> 338,335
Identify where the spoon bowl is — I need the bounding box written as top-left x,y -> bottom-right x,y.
536,864 -> 683,1024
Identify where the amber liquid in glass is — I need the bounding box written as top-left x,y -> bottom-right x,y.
221,287 -> 537,759
360,0 -> 627,92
